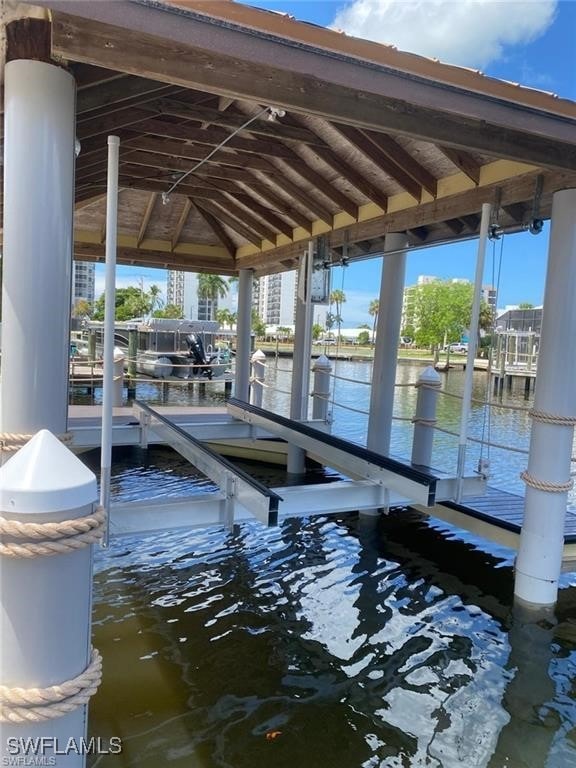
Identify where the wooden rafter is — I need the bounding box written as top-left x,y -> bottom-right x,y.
258,166 -> 333,225
230,195 -> 294,239
191,201 -> 236,257
76,107 -> 154,141
171,199 -> 192,251
311,145 -> 388,212
503,202 -> 527,223
242,174 -> 314,232
77,76 -> 175,114
74,243 -> 236,274
460,214 -> 480,230
193,199 -> 263,248
332,123 -> 423,201
363,131 -> 438,197
218,96 -> 234,112
438,146 -> 481,185
156,99 -> 321,145
137,192 -> 157,246
444,219 -> 465,235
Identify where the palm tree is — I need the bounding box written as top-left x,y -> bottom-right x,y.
368,299 -> 379,346
197,274 -> 229,321
148,284 -> 163,315
329,289 -> 346,339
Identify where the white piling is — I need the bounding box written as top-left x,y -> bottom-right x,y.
0,60 -> 75,435
113,347 -> 125,408
250,350 -> 266,408
100,136 -> 120,544
515,188 -> 576,607
234,270 -> 253,402
411,366 -> 441,467
312,355 -> 332,422
0,431 -> 98,767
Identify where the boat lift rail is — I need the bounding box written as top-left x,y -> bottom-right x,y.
227,398 -> 485,506
132,401 -> 281,526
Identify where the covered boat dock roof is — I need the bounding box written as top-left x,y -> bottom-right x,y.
5,0 -> 576,275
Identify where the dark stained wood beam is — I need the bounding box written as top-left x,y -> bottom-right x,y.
444,218 -> 465,235
75,192 -> 106,211
76,107 -> 154,140
503,202 -> 527,223
333,124 -> 423,201
311,145 -> 388,212
156,99 -> 322,144
363,131 -> 438,197
438,146 -> 481,185
72,63 -> 125,90
171,199 -> 192,250
193,199 -> 264,248
407,226 -> 429,242
460,214 -> 481,230
136,193 -> 157,246
6,18 -> 51,62
77,76 -> 175,114
191,201 -> 236,257
52,12 -> 576,172
74,243 -> 237,274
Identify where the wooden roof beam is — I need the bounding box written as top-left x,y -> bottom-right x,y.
76,107 -> 155,141
228,195 -> 294,240
136,192 -> 157,246
171,199 -> 192,251
257,164 -> 334,224
74,243 -> 236,274
191,201 -> 236,257
363,131 -> 438,197
193,199 -> 264,248
156,99 -> 322,145
444,218 -> 465,235
333,123 -> 423,201
311,145 -> 388,212
242,174 -> 314,232
460,214 -> 480,230
276,156 -> 359,219
77,76 -> 177,114
502,202 -> 527,223
52,12 -> 576,172
438,146 -> 481,185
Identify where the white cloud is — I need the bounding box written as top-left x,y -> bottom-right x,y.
332,0 -> 557,69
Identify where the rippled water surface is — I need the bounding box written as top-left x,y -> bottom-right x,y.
81,361 -> 576,766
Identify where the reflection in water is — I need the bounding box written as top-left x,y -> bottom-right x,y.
88,512 -> 576,767
80,360 -> 576,765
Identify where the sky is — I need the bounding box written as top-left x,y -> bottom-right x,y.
96,0 -> 576,327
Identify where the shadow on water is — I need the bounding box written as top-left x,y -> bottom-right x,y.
87,507 -> 576,768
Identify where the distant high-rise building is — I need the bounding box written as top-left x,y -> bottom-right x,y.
71,261 -> 95,308
166,270 -> 236,320
481,285 -> 497,315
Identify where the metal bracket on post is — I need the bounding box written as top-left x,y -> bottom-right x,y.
139,412 -> 151,449
222,474 -> 236,531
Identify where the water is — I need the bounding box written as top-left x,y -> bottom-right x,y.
79,361 -> 576,766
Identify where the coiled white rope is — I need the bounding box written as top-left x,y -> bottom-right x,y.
0,648 -> 102,723
0,432 -> 73,453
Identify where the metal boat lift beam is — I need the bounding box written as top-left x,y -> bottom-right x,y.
227,399 -> 484,506
133,401 -> 281,526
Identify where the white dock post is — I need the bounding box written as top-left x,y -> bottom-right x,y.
411,366 -> 441,468
367,233 -> 408,456
312,355 -> 332,422
113,347 -> 125,408
250,350 -> 266,408
0,431 -> 99,767
288,243 -> 314,474
515,188 -> 576,608
235,270 -> 253,401
0,51 -> 75,435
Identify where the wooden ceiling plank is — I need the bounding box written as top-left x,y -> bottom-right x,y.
312,145 -> 388,212
230,195 -> 294,239
115,149 -> 267,184
363,131 -> 438,197
193,199 -> 263,248
75,192 -> 107,211
171,199 -> 193,251
214,195 -> 279,244
77,76 -> 175,114
333,123 -> 423,201
157,99 -> 322,145
52,13 -> 576,172
191,201 -> 236,257
137,192 -> 158,247
438,145 -> 481,185
258,168 -> 333,224
276,155 -> 359,218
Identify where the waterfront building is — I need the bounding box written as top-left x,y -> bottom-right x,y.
167,271 -> 237,321
71,260 -> 95,308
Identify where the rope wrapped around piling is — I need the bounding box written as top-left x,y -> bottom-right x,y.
528,409 -> 576,426
0,505 -> 105,558
0,431 -> 73,453
520,470 -> 573,493
0,648 -> 102,723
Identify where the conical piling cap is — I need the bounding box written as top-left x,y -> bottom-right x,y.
0,430 -> 97,514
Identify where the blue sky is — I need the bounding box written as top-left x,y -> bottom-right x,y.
98,0 -> 576,327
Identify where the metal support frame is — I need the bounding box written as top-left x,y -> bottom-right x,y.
227,399 -> 485,506
133,401 -> 280,525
